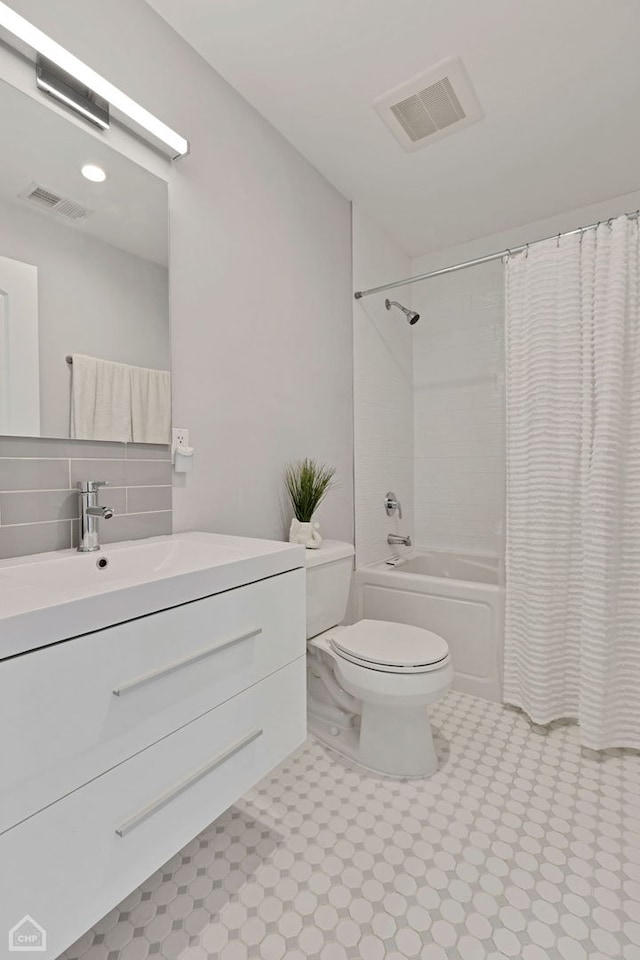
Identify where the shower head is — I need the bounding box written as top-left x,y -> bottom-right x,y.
385,298 -> 420,325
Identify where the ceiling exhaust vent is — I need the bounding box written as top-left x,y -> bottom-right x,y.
19,183 -> 92,222
374,57 -> 483,152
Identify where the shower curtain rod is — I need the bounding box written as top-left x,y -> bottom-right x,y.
353,210 -> 640,300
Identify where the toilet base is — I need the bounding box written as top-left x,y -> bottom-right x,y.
307,632 -> 452,779
359,700 -> 438,777
307,705 -> 440,779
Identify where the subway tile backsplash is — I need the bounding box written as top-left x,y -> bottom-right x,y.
0,458 -> 70,492
0,437 -> 172,560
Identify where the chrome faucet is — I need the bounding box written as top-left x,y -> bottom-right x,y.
77,480 -> 114,552
388,533 -> 412,547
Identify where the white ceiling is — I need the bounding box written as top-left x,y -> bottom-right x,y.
0,78 -> 168,265
147,0 -> 640,257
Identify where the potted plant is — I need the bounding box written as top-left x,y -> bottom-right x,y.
284,458 -> 336,549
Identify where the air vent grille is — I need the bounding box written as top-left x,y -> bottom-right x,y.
27,185 -> 61,208
374,57 -> 482,152
19,183 -> 92,222
390,77 -> 466,143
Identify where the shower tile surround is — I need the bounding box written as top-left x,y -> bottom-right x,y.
61,689 -> 640,960
411,262 -> 505,557
353,206 -> 415,567
0,436 -> 171,559
352,209 -> 504,566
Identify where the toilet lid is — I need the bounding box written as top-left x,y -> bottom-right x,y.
331,619 -> 449,670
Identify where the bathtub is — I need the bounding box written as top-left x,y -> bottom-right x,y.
355,550 -> 503,702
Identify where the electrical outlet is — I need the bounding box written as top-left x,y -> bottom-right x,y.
172,428 -> 190,465
172,427 -> 189,449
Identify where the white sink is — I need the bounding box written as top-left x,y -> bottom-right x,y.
2,536 -> 267,589
0,532 -> 305,660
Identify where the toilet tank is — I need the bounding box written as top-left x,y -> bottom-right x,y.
305,540 -> 355,639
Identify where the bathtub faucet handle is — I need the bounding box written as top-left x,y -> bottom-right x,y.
385,492 -> 403,519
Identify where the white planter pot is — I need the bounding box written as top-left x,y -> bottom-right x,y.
289,518 -> 322,549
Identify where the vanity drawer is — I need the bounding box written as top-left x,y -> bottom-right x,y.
1,657 -> 306,960
0,568 -> 304,835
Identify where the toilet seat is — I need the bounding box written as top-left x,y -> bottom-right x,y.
330,619 -> 449,674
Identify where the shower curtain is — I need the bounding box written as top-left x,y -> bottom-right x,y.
504,213 -> 640,750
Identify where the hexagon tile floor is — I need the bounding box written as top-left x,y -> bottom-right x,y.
60,690 -> 640,960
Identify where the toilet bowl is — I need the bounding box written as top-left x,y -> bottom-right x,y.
305,541 -> 452,777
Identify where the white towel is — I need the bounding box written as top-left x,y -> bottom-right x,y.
70,354 -> 132,442
130,365 -> 171,444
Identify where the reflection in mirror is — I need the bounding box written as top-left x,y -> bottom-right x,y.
0,78 -> 170,442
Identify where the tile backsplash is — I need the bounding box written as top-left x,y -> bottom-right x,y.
0,436 -> 172,560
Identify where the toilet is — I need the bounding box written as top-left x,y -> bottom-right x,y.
305,540 -> 453,777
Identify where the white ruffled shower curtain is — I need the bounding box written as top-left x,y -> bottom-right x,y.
504,213 -> 640,750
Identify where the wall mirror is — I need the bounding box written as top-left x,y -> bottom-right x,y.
0,77 -> 170,443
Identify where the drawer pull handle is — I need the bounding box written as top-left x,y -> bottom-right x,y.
112,628 -> 262,696
115,727 -> 263,837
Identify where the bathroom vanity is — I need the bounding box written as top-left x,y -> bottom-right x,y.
0,532 -> 306,959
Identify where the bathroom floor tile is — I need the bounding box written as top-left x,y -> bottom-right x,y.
60,691 -> 640,960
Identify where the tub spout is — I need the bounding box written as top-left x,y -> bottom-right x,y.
388,533 -> 412,547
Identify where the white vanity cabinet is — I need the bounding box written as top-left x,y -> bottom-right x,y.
0,534 -> 306,960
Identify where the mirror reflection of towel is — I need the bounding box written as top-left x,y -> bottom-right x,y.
130,365 -> 171,444
70,354 -> 131,442
70,354 -> 170,444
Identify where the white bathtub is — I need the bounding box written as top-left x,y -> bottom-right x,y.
355,550 -> 503,702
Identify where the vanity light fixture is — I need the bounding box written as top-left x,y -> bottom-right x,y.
81,164 -> 107,183
0,1 -> 189,158
37,57 -> 110,131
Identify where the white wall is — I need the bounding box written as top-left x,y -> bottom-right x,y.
410,262 -> 504,556
352,205 -> 413,566
8,0 -> 354,543
411,188 -> 640,276
0,196 -> 169,439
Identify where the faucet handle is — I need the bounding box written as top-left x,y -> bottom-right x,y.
79,480 -> 110,493
384,491 -> 403,519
